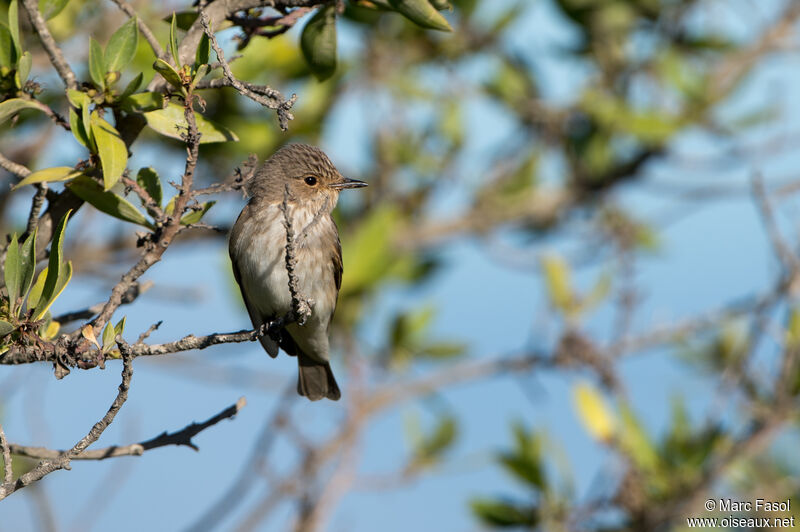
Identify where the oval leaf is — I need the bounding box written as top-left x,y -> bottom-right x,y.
152,58 -> 183,89
16,50 -> 31,87
69,108 -> 90,149
573,382 -> 616,442
39,0 -> 69,20
300,5 -> 338,81
388,0 -> 452,31
89,37 -> 105,87
4,234 -> 21,315
18,228 -> 37,310
8,0 -> 21,57
68,176 -> 153,228
136,167 -> 162,206
33,210 -> 71,321
0,319 -> 15,337
13,166 -> 81,189
0,98 -> 42,124
120,91 -> 164,114
144,103 -> 239,144
89,112 -> 128,189
104,17 -> 138,73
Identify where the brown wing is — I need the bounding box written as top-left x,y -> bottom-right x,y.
229,205 -> 280,358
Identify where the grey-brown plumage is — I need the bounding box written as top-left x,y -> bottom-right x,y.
229,144 -> 366,401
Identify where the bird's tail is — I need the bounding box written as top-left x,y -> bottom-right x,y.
297,354 -> 341,401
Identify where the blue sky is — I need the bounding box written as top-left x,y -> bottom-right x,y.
1,0 -> 798,530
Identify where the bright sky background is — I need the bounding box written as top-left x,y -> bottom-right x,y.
1,0 -> 798,530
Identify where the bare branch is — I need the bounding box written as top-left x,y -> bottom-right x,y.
25,184 -> 48,235
281,184 -> 312,324
199,9 -> 296,131
0,424 -> 12,485
0,352 -> 133,500
752,173 -> 800,274
20,0 -> 77,89
8,397 -> 246,461
0,152 -> 31,179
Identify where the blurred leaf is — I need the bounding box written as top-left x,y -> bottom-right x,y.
340,206 -> 400,297
15,50 -> 30,87
388,0 -> 453,31
3,234 -> 21,315
42,319 -> 59,339
104,17 -> 138,73
39,0 -> 69,20
470,499 -> 537,527
180,201 -> 215,225
300,5 -> 338,81
120,72 -> 143,99
572,382 -> 616,442
68,176 -> 153,229
32,211 -> 72,321
102,322 -> 115,352
0,24 -> 16,68
144,102 -> 239,143
136,167 -> 162,206
420,341 -> 465,359
618,403 -> 660,473
166,11 -> 198,31
69,108 -> 90,149
88,37 -> 105,87
8,0 -> 20,57
0,98 -> 42,124
170,12 -> 180,67
90,112 -> 128,189
152,58 -> 183,89
120,91 -> 164,113
541,254 -> 574,315
0,320 -> 15,337
787,307 -> 800,348
195,31 -> 210,68
13,166 -> 81,188
412,415 -> 457,466
498,423 -> 546,490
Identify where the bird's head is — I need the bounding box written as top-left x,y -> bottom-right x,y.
249,143 -> 366,211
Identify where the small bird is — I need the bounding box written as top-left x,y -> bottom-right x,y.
229,144 -> 367,401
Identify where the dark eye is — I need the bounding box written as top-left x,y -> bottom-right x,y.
304,176 -> 317,186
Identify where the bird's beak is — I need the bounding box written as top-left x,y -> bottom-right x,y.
330,177 -> 368,190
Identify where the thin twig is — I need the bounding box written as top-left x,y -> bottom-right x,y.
0,152 -> 32,179
20,0 -> 77,89
752,173 -> 800,274
199,9 -> 296,130
0,353 -> 133,500
8,397 -> 246,460
0,424 -> 13,485
281,184 -> 312,324
26,184 -> 48,235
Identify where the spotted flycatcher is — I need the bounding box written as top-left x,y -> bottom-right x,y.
229,144 -> 367,401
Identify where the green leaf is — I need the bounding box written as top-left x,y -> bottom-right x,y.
144,102 -> 238,143
0,320 -> 15,337
541,254 -> 574,316
499,424 -> 546,490
388,0 -> 453,31
102,322 -> 115,352
32,210 -> 71,321
164,11 -> 198,31
114,316 -> 126,337
339,206 -> 399,297
13,166 -> 81,189
120,91 -> 164,113
66,88 -> 90,109
8,0 -> 21,58
195,31 -> 210,68
69,108 -> 90,149
412,416 -> 457,465
0,98 -> 42,124
67,176 -> 153,229
4,234 -> 21,315
152,58 -> 183,89
89,112 -> 128,189
18,228 -> 37,312
120,72 -> 143,99
470,499 -> 537,527
170,12 -> 180,67
0,24 -> 15,68
189,63 -> 208,92
15,50 -> 31,88
104,17 -> 138,74
180,200 -> 215,225
89,37 -> 105,87
300,5 -> 338,81
39,0 -> 69,20
136,167 -> 162,206
573,382 -> 616,442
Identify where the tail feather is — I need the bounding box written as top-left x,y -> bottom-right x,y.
297,354 -> 341,401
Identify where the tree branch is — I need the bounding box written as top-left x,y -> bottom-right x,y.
20,0 -> 77,89
0,424 -> 12,485
8,397 -> 246,461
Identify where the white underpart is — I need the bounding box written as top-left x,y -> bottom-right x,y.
231,203 -> 338,362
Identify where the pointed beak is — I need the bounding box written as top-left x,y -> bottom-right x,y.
330,177 -> 368,190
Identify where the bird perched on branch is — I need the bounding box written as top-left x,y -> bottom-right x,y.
229,144 -> 367,401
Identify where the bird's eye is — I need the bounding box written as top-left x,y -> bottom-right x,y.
304,176 -> 317,186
